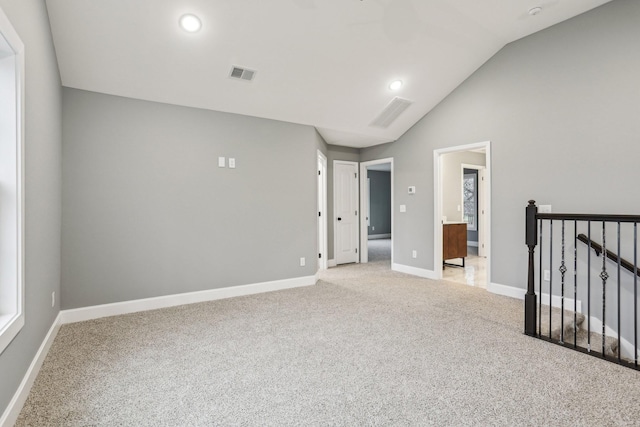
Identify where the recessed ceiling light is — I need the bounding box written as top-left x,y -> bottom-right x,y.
179,14 -> 202,33
389,80 -> 403,91
528,7 -> 542,16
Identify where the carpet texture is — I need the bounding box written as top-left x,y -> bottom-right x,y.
366,238 -> 391,262
16,260 -> 640,426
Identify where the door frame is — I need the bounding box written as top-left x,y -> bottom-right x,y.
333,160 -> 360,265
433,141 -> 491,282
317,150 -> 328,270
359,158 -> 394,264
460,163 -> 486,256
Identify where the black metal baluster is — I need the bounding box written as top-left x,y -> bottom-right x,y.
588,221 -> 592,352
635,222 -> 638,367
617,222 -> 621,362
539,220 -> 543,336
549,220 -> 553,340
559,220 -> 567,344
574,221 -> 578,348
601,221 -> 608,358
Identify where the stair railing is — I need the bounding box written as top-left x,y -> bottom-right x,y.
524,200 -> 640,369
577,234 -> 640,277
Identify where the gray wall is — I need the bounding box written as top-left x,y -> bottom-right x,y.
361,0 -> 640,289
367,170 -> 391,236
62,88 -> 320,309
326,144 -> 360,261
441,151 -> 485,223
0,0 -> 61,416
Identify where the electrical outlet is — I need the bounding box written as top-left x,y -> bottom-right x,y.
218,157 -> 226,168
372,226 -> 375,231
300,257 -> 306,267
544,270 -> 550,281
51,291 -> 55,308
412,250 -> 417,259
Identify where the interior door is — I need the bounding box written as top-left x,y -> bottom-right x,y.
335,161 -> 359,264
317,155 -> 327,270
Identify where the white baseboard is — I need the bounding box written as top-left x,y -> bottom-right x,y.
0,313 -> 61,427
368,234 -> 391,240
585,315 -> 640,361
538,293 -> 583,314
487,282 -> 583,312
488,282 -> 526,300
60,275 -> 317,324
328,259 -> 336,268
392,263 -> 437,280
467,241 -> 479,247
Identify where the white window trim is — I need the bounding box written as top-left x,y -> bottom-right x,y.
0,5 -> 25,355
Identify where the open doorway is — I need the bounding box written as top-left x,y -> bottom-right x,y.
434,143 -> 490,288
360,158 -> 393,265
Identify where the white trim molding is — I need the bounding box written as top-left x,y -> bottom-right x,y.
488,282 -> 583,312
328,259 -> 337,268
0,314 -> 61,427
392,263 -> 437,280
587,315 -> 639,361
487,282 -> 526,300
368,233 -> 391,240
60,275 -> 317,324
0,3 -> 26,356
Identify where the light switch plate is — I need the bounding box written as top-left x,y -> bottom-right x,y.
539,205 -> 552,213
400,204 -> 406,213
408,186 -> 416,194
218,157 -> 226,168
229,158 -> 236,168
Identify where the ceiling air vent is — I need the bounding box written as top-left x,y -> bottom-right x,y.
370,97 -> 413,128
229,66 -> 256,82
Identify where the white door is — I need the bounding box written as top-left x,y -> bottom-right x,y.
478,168 -> 487,257
317,153 -> 327,270
335,161 -> 359,264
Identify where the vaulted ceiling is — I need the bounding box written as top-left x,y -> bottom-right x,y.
45,0 -> 612,148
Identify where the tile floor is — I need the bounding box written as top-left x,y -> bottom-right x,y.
442,246 -> 488,288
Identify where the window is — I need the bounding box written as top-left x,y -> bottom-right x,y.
463,171 -> 477,231
0,6 -> 25,355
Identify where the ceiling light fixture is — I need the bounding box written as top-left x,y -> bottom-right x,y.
389,80 -> 403,91
528,7 -> 542,16
179,14 -> 202,33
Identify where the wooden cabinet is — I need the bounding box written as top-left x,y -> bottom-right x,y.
443,223 -> 467,267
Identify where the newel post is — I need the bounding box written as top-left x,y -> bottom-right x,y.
525,200 -> 538,336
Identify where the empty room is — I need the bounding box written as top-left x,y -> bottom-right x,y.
1,0 -> 640,425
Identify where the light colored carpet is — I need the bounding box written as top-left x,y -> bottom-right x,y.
16,260 -> 640,426
367,238 -> 391,262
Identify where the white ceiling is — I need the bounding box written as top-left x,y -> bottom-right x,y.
45,0 -> 612,148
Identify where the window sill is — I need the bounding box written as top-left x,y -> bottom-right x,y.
0,312 -> 24,354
